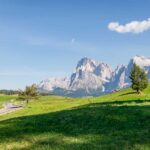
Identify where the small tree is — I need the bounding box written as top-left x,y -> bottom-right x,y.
18,84 -> 39,104
130,64 -> 148,94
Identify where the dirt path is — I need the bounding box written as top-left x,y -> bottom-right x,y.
0,103 -> 23,116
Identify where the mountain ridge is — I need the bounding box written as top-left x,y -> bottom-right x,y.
38,55 -> 150,97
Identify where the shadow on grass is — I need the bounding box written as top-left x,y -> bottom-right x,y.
119,92 -> 137,96
98,99 -> 150,106
0,100 -> 150,150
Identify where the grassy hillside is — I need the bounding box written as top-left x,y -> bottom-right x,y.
0,87 -> 150,150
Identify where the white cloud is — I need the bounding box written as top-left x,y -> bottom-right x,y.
108,18 -> 150,33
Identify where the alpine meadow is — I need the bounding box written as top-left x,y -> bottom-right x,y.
0,0 -> 150,150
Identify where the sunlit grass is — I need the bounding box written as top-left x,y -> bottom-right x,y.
0,86 -> 150,150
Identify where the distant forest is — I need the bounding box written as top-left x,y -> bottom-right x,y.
0,89 -> 54,96
0,90 -> 19,95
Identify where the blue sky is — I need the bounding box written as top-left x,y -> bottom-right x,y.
0,0 -> 150,89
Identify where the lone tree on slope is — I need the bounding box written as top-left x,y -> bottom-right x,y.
130,63 -> 148,94
18,84 -> 39,104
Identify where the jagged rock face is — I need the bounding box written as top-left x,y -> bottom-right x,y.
38,57 -> 112,97
132,55 -> 150,68
38,55 -> 150,97
105,64 -> 127,92
69,58 -> 112,93
38,77 -> 69,92
107,55 -> 150,91
125,55 -> 150,85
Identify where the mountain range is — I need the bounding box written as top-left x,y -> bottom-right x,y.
38,55 -> 150,97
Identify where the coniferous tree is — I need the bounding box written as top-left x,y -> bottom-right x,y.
130,64 -> 148,94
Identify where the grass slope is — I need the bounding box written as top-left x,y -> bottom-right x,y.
0,87 -> 150,150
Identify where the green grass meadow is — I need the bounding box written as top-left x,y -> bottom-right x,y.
0,87 -> 150,150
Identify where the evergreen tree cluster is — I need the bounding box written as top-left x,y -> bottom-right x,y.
130,64 -> 148,93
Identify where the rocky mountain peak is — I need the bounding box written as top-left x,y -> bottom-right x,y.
38,55 -> 150,97
38,77 -> 69,92
130,55 -> 150,67
114,64 -> 126,74
76,57 -> 97,72
76,57 -> 112,74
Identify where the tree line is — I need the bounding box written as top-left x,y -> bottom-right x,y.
0,89 -> 19,95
